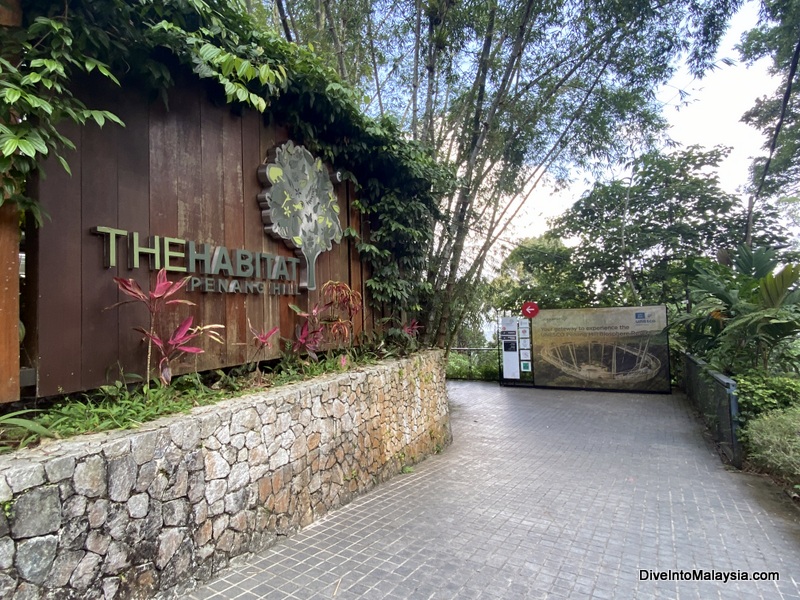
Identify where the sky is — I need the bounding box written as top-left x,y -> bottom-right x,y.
510,0 -> 778,242
660,1 -> 778,195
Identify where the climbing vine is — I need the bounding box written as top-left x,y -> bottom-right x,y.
1,0 -> 453,314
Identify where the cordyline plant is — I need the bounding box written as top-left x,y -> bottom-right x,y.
247,318 -> 279,384
288,280 -> 363,358
322,280 -> 362,346
112,269 -> 223,386
138,316 -> 224,386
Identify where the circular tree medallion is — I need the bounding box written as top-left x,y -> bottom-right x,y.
257,141 -> 343,290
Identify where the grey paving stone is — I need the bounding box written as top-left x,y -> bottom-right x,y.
187,382 -> 800,600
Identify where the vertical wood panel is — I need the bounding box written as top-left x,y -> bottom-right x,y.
198,99 -> 226,370
347,183 -> 364,339
116,87 -> 151,378
222,109 -> 247,366
0,204 -> 19,402
360,199 -> 375,335
173,84 -> 205,376
148,88 -> 180,383
263,124 -> 291,356
81,94 -> 120,386
242,110 -> 265,360
36,121 -> 83,396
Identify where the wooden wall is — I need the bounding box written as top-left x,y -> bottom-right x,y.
24,77 -> 369,398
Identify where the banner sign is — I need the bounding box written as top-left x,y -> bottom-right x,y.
530,306 -> 670,392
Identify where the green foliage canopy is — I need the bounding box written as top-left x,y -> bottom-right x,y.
490,236 -> 592,311
550,146 -> 786,308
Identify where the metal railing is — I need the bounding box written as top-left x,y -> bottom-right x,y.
683,354 -> 743,467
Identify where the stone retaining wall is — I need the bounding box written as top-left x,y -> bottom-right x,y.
0,351 -> 450,599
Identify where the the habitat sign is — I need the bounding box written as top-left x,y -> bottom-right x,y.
530,306 -> 670,393
93,227 -> 302,296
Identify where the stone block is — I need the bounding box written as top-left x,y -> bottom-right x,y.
203,451 -> 230,480
6,465 -> 45,494
162,499 -> 189,527
0,537 -> 13,569
0,477 -> 10,503
73,456 -> 106,498
204,480 -> 226,506
224,489 -> 248,515
227,463 -> 250,493
69,552 -> 103,592
10,486 -> 61,539
269,448 -> 289,471
134,461 -> 157,493
87,499 -> 110,529
63,494 -> 87,519
107,455 -> 137,503
231,408 -> 259,434
59,517 -> 88,551
156,528 -> 184,570
15,534 -> 58,584
187,471 -> 205,504
102,439 -> 130,459
102,541 -> 130,575
126,493 -> 149,519
244,432 -> 261,449
44,456 -> 76,483
85,530 -> 110,555
45,549 -> 84,588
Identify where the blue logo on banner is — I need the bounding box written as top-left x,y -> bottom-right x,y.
635,312 -> 645,320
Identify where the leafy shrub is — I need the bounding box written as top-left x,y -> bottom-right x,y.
743,405 -> 800,486
735,372 -> 800,426
446,350 -> 499,381
446,353 -> 471,379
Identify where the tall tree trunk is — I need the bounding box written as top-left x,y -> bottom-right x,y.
275,0 -> 294,41
366,9 -> 383,115
411,0 -> 421,139
0,0 -> 22,401
433,0 -> 536,346
421,0 -> 453,145
322,0 -> 348,80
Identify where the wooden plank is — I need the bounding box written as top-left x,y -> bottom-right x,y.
80,86 -> 120,388
198,98 -> 227,370
147,87 -> 180,383
0,204 -> 19,402
20,181 -> 38,385
243,110 -> 267,359
359,192 -> 375,336
1,0 -> 22,400
347,183 -> 364,340
173,83 -> 206,376
222,109 -> 247,367
36,120 -> 83,396
116,86 -> 151,379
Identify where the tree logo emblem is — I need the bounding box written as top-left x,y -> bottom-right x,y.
257,141 -> 343,290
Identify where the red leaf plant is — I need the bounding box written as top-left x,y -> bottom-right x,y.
136,316 -> 203,386
112,269 -> 194,315
402,319 -> 423,338
248,319 -> 279,384
112,268 -> 222,386
292,321 -> 324,362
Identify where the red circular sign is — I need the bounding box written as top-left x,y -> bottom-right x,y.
521,301 -> 539,318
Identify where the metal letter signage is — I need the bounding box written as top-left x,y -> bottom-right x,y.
257,141 -> 343,290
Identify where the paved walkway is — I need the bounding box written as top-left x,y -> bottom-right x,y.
187,382 -> 800,599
